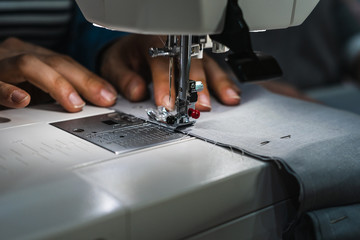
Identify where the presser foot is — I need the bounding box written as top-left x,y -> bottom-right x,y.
146,106 -> 199,129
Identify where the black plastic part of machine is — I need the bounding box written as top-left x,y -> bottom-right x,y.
210,0 -> 282,82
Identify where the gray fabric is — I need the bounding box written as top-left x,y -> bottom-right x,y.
307,204 -> 360,240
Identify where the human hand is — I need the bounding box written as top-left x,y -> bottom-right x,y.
99,34 -> 241,111
0,38 -> 117,112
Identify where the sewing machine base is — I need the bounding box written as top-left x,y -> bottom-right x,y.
0,104 -> 296,239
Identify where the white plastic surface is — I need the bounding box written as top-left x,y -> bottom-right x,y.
76,139 -> 291,240
0,104 -> 294,239
0,174 -> 127,240
0,104 -> 113,130
187,199 -> 295,240
75,0 -> 319,34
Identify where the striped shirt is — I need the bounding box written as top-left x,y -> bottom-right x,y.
0,0 -> 74,50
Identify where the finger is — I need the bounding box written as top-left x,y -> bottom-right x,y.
44,55 -> 118,107
189,59 -> 212,111
0,38 -> 115,107
0,81 -> 30,108
149,57 -> 176,110
1,38 -> 117,108
0,54 -> 85,112
129,35 -> 175,108
112,65 -> 148,102
99,42 -> 148,102
203,54 -> 241,106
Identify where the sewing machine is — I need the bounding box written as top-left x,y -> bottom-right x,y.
76,0 -> 319,128
0,1 -> 319,239
0,102 -> 299,240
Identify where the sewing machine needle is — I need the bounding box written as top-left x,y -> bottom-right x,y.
169,57 -> 173,102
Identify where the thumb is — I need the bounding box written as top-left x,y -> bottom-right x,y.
0,81 -> 30,108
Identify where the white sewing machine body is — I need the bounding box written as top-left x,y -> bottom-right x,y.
0,1 -> 319,238
75,0 -> 319,34
0,104 -> 296,239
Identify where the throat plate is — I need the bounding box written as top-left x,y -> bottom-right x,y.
51,112 -> 186,154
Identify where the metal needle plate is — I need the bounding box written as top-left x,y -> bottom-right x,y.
51,112 -> 186,154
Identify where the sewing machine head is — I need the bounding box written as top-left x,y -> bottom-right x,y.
75,0 -> 318,35
76,0 -> 318,128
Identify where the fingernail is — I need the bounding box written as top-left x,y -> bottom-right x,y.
198,94 -> 211,110
226,88 -> 241,99
161,95 -> 173,111
11,90 -> 29,103
69,92 -> 85,108
101,88 -> 117,102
